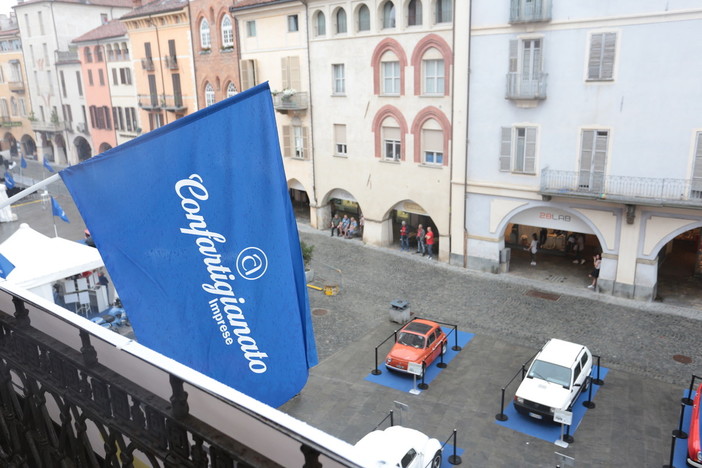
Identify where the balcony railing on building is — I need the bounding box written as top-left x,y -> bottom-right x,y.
165,55 -> 178,70
509,0 -> 552,23
0,283 -> 360,468
8,81 -> 25,93
506,72 -> 548,101
138,94 -> 160,110
162,94 -> 186,111
141,57 -> 154,71
540,168 -> 702,207
55,49 -> 79,64
272,91 -> 309,113
30,119 -> 68,132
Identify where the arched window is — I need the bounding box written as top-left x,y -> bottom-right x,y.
408,0 -> 423,26
357,5 -> 370,31
105,44 -> 113,61
221,15 -> 233,48
411,107 -> 451,165
200,18 -> 211,49
205,83 -> 215,106
372,105 -> 408,161
226,82 -> 237,97
381,52 -> 401,95
84,47 -> 92,63
121,42 -> 130,60
422,49 -> 444,95
382,2 -> 396,29
336,8 -> 347,34
315,11 -> 326,36
95,46 -> 103,62
435,0 -> 452,23
371,38 -> 408,96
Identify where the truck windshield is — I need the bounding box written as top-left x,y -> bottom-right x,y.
528,360 -> 571,388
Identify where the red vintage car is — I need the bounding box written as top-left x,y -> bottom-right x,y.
385,319 -> 447,376
688,381 -> 702,468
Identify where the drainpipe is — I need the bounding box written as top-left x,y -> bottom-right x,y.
461,0 -> 473,268
185,0 -> 198,109
149,14 -> 168,125
50,1 -> 68,164
300,0 -> 318,217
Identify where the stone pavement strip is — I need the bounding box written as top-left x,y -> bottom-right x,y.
280,224 -> 702,467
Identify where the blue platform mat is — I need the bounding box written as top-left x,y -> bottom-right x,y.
673,389 -> 697,467
495,366 -> 609,443
365,329 -> 474,393
442,444 -> 464,466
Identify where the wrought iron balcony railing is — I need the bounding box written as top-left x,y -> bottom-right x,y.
55,49 -> 79,64
162,94 -> 187,111
8,81 -> 25,93
138,93 -> 160,110
0,283 -> 361,467
506,72 -> 548,100
272,91 -> 309,112
30,119 -> 68,132
510,0 -> 552,23
540,168 -> 702,207
141,57 -> 154,71
165,55 -> 178,70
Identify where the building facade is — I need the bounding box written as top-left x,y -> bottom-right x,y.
461,0 -> 702,300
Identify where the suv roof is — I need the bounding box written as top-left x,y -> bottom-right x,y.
536,338 -> 586,368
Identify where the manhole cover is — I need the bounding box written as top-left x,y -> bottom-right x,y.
673,354 -> 692,364
525,290 -> 560,301
312,308 -> 329,316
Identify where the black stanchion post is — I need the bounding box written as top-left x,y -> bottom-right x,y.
418,361 -> 428,390
452,325 -> 461,351
521,364 -> 526,380
438,343 -> 447,369
683,375 -> 696,405
592,356 -> 604,386
662,433 -> 677,468
672,402 -> 688,439
448,429 -> 462,465
390,409 -> 394,427
563,422 -> 574,444
583,376 -> 595,409
371,347 -> 382,375
495,388 -> 508,421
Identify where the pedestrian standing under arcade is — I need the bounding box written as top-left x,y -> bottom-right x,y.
399,221 -> 409,251
425,226 -> 435,259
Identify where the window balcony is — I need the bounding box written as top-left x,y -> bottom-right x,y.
272,91 -> 308,113
162,94 -> 186,112
540,168 -> 702,208
8,81 -> 25,93
55,49 -> 79,64
141,57 -> 154,71
505,72 -> 547,103
165,55 -> 178,70
509,0 -> 552,23
138,94 -> 160,110
30,119 -> 68,132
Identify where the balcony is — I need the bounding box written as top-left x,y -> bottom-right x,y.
141,57 -> 154,71
162,94 -> 186,112
55,49 -> 79,65
0,283 -> 357,467
510,0 -> 552,23
8,81 -> 25,93
505,72 -> 547,105
30,119 -> 68,133
272,91 -> 308,113
138,94 -> 160,110
540,168 -> 702,208
165,55 -> 178,70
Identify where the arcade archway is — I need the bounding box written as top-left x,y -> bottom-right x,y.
655,227 -> 702,304
74,136 -> 92,161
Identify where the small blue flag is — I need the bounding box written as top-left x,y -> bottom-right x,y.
0,253 -> 14,279
20,156 -> 27,168
43,158 -> 54,172
51,196 -> 69,223
4,172 -> 14,190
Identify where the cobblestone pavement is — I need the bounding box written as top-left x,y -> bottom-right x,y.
282,224 -> 702,467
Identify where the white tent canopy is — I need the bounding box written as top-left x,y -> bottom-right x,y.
0,223 -> 104,290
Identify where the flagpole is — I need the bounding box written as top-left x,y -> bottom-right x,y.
0,173 -> 60,210
52,211 -> 58,237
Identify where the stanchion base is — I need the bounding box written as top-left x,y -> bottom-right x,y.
371,369 -> 382,375
672,429 -> 688,440
452,346 -> 462,351
583,401 -> 595,409
592,379 -> 604,386
563,435 -> 574,443
437,363 -> 447,368
682,397 -> 693,406
495,413 -> 508,421
418,383 -> 428,390
448,455 -> 462,465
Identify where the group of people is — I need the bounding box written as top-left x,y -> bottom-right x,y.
525,230 -> 601,289
400,221 -> 435,259
330,213 -> 363,239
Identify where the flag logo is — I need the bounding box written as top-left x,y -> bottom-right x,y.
236,247 -> 268,280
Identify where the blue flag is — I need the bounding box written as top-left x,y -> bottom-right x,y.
43,158 -> 54,172
20,156 -> 27,168
60,83 -> 317,407
51,196 -> 69,223
4,172 -> 14,190
0,253 -> 14,279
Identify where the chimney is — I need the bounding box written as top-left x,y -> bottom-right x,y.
132,0 -> 142,8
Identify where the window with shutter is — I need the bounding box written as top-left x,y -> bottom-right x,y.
579,129 -> 608,191
282,126 -> 291,157
499,127 -> 512,171
282,56 -> 300,90
691,133 -> 702,199
334,124 -> 347,155
500,126 -> 537,173
587,32 -> 616,80
240,59 -> 257,90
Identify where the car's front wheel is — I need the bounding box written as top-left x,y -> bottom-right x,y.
430,450 -> 442,468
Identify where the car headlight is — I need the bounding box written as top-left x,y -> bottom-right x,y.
386,358 -> 391,363
548,407 -> 555,414
515,397 -> 524,404
697,451 -> 702,462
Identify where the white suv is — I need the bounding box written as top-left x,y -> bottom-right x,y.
513,338 -> 592,422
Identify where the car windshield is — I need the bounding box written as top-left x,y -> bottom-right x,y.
397,332 -> 426,349
528,360 -> 572,388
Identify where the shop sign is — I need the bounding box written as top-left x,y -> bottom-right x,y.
402,202 -> 426,214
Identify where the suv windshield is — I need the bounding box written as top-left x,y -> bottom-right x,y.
528,360 -> 571,388
397,332 -> 426,349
